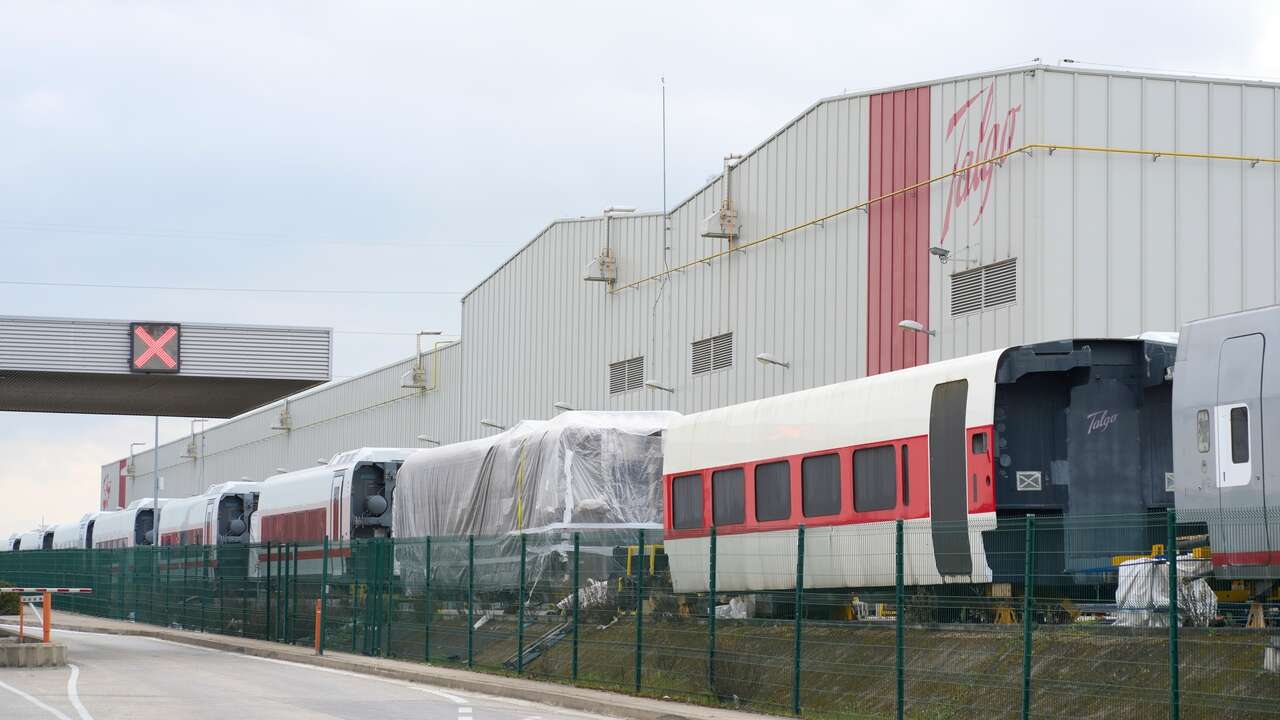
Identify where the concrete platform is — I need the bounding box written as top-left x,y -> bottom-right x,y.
0,637 -> 67,667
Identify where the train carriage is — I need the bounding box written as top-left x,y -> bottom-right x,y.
16,529 -> 44,551
157,482 -> 261,578
1174,305 -> 1280,580
91,499 -> 167,549
251,448 -> 416,577
49,521 -> 84,550
664,338 -> 1177,594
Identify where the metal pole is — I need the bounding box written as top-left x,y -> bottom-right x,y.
792,525 -> 805,716
423,537 -> 432,663
265,543 -> 272,641
1021,514 -> 1037,720
152,415 -> 160,550
895,519 -> 905,720
41,590 -> 50,644
634,528 -> 645,694
517,533 -> 527,674
571,531 -> 580,684
1167,508 -> 1180,720
320,535 -> 329,656
708,526 -> 717,694
467,535 -> 475,669
291,543 -> 299,644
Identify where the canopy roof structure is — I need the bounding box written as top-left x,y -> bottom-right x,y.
0,315 -> 331,417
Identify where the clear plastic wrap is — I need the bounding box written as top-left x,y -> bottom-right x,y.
393,411 -> 678,590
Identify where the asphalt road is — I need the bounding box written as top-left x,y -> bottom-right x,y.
0,628 -> 619,720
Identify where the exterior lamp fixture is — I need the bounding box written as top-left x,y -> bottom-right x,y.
929,246 -> 978,266
898,319 -> 936,337
416,434 -> 440,446
553,401 -> 575,412
755,352 -> 790,368
480,419 -> 506,431
274,467 -> 288,474
643,381 -> 675,393
315,458 -> 329,465
127,442 -> 145,477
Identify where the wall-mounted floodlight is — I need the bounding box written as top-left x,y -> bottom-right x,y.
644,381 -> 675,393
898,319 -> 937,337
479,419 -> 506,431
315,458 -> 329,465
274,467 -> 288,474
755,352 -> 791,368
416,434 -> 440,446
553,401 -> 575,412
929,246 -> 978,266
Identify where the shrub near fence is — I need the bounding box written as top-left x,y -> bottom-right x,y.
1,510 -> 1278,719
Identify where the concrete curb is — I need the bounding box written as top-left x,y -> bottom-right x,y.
37,615 -> 781,720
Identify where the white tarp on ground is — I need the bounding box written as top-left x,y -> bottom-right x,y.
1115,554 -> 1217,627
393,411 -> 678,590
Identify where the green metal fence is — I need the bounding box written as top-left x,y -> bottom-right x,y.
2,510 -> 1278,719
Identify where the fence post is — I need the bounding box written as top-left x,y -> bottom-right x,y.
261,540 -> 268,635
423,536 -> 431,663
1021,514 -> 1037,720
895,519 -> 905,720
634,529 -> 646,694
378,538 -> 389,655
467,535 -> 475,669
1167,508 -> 1180,720
291,543 -> 299,645
708,525 -> 717,694
319,535 -> 329,656
793,524 -> 805,716
517,533 -> 527,674
351,542 -> 358,654
572,531 -> 581,684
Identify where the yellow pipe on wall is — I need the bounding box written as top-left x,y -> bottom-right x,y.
608,143 -> 1280,295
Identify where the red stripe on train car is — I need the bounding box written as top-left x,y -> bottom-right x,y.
1212,550 -> 1280,567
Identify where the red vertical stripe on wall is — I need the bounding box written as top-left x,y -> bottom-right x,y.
118,459 -> 128,510
867,87 -> 931,375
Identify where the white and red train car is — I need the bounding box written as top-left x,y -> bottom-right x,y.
91,499 -> 168,549
663,339 -> 1178,593
157,481 -> 260,548
251,448 -> 415,575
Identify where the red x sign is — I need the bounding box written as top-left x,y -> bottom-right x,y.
130,322 -> 181,373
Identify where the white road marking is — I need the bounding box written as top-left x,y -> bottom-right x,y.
0,675 -> 75,720
66,664 -> 94,720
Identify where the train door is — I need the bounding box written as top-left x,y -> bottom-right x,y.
930,379 -> 973,576
330,472 -> 345,541
1215,334 -> 1270,556
204,501 -> 215,546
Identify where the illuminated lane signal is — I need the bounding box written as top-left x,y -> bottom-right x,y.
130,322 -> 181,373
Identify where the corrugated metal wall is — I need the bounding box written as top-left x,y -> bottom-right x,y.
100,342 -> 461,505
94,65 -> 1280,511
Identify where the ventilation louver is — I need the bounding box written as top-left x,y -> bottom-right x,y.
608,356 -> 645,394
950,258 -> 1017,316
692,332 -> 733,375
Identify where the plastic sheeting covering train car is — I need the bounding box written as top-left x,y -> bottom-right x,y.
393,411 -> 677,592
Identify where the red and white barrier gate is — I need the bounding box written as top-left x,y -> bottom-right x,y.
2,588 -> 93,643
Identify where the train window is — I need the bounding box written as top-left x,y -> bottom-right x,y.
712,468 -> 746,526
671,474 -> 704,530
1196,409 -> 1210,453
1230,406 -> 1249,463
754,461 -> 791,522
802,454 -> 841,517
971,432 -> 988,455
853,445 -> 897,512
900,445 -> 910,506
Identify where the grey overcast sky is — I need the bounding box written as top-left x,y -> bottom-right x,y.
2,0 -> 1279,537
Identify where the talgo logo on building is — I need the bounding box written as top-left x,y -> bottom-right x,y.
941,84 -> 1022,242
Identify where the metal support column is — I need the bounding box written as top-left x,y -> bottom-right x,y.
792,525 -> 805,716
1021,514 -> 1037,720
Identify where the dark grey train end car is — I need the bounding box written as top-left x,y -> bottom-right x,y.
986,338 -> 1177,584
1174,306 -> 1280,580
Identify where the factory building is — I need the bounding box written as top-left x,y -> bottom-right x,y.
104,63 -> 1280,502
